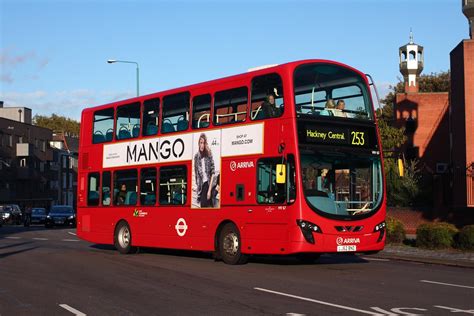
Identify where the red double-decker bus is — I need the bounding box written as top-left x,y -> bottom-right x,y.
77,60 -> 386,264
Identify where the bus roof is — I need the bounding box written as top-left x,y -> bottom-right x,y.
82,59 -> 366,114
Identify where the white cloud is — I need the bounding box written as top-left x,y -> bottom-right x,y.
0,48 -> 50,84
1,73 -> 13,83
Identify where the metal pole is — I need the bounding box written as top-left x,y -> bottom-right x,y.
136,64 -> 139,97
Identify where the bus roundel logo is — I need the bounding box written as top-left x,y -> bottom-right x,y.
230,161 -> 237,171
175,218 -> 188,237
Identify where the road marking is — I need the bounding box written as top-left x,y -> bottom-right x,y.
59,304 -> 86,316
420,280 -> 474,290
254,287 -> 383,315
361,257 -> 390,262
286,313 -> 306,316
62,239 -> 80,242
5,236 -> 21,239
68,232 -> 77,236
32,238 -> 48,241
434,305 -> 474,314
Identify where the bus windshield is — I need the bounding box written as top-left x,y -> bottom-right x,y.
294,63 -> 373,120
301,151 -> 382,218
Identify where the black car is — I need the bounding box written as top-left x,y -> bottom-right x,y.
0,204 -> 23,225
31,208 -> 47,224
45,205 -> 76,228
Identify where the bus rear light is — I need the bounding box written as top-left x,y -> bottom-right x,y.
296,220 -> 322,244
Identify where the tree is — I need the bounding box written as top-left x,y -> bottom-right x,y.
33,114 -> 80,136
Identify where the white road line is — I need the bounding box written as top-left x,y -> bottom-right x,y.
434,305 -> 474,314
59,304 -> 86,316
254,288 -> 383,315
420,280 -> 474,289
32,238 -> 48,241
5,236 -> 21,239
62,239 -> 80,242
68,232 -> 77,236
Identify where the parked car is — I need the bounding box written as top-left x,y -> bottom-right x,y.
30,207 -> 47,224
45,205 -> 76,228
0,204 -> 23,225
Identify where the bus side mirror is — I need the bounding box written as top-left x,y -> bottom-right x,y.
276,164 -> 286,184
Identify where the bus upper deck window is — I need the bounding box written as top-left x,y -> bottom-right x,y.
93,108 -> 114,143
143,98 -> 160,136
251,73 -> 284,120
116,102 -> 141,140
162,92 -> 190,133
214,87 -> 248,125
192,94 -> 211,129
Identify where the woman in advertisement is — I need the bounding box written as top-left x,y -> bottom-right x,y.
194,133 -> 217,207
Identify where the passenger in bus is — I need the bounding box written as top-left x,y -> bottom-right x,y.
194,133 -> 217,207
334,100 -> 348,117
320,99 -> 335,116
261,94 -> 280,118
116,184 -> 127,205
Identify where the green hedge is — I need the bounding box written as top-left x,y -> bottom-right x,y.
416,222 -> 458,249
455,225 -> 474,250
386,217 -> 406,244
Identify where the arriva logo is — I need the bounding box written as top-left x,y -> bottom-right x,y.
230,160 -> 255,172
336,237 -> 361,245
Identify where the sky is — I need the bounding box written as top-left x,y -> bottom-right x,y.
0,0 -> 469,120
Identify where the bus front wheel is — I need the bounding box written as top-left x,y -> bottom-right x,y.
114,221 -> 136,254
218,223 -> 248,265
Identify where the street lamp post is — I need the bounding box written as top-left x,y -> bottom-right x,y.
107,59 -> 140,97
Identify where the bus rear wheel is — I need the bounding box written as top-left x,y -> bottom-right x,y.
219,223 -> 248,265
114,221 -> 136,254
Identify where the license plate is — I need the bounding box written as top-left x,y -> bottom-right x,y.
337,245 -> 357,252
55,220 -> 64,224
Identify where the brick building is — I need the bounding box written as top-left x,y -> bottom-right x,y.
394,35 -> 451,207
450,39 -> 474,208
394,2 -> 474,211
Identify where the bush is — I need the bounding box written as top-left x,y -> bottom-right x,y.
416,222 -> 458,249
455,225 -> 474,250
386,217 -> 406,244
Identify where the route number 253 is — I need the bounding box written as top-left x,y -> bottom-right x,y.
351,131 -> 365,146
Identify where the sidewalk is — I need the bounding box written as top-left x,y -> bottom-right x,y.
374,243 -> 474,268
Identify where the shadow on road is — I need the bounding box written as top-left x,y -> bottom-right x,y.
0,241 -> 33,251
89,243 -> 370,265
0,246 -> 37,259
0,225 -> 75,237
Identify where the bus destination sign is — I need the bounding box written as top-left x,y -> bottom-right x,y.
300,124 -> 376,148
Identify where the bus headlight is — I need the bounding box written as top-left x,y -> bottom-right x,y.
374,221 -> 386,242
296,220 -> 322,244
373,221 -> 386,232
